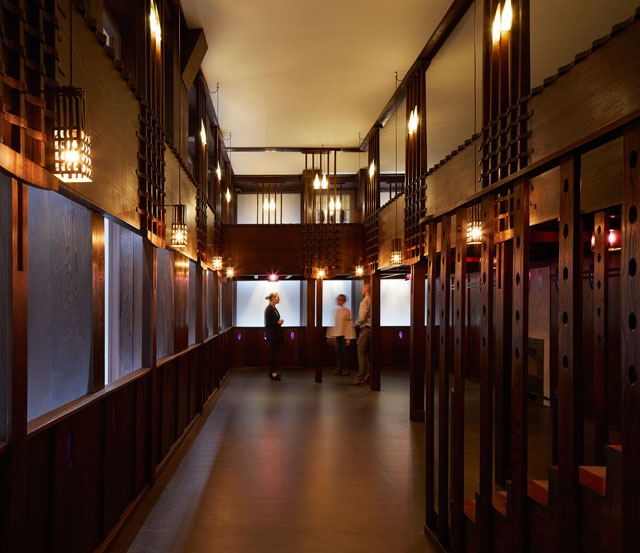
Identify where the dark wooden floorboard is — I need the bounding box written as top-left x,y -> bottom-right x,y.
112,369 -> 439,553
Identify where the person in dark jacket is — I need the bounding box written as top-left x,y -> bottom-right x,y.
264,292 -> 284,380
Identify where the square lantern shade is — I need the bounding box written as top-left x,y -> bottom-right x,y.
390,238 -> 402,265
53,87 -> 92,183
212,256 -> 223,271
171,204 -> 188,249
467,203 -> 482,245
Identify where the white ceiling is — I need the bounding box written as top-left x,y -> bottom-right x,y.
181,0 -> 452,175
181,0 -> 639,176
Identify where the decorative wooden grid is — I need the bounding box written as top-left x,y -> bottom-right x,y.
364,212 -> 378,273
137,104 -> 166,240
403,65 -> 426,262
301,224 -> 339,278
0,0 -> 58,167
196,182 -> 207,262
494,187 -> 514,242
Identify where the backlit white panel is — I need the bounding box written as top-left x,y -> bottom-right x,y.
236,280 -> 301,327
380,279 -> 411,327
322,280 -> 353,327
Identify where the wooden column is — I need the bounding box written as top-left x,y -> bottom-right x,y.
558,155 -> 582,553
425,221 -> 438,530
143,241 -> 158,483
495,238 -> 512,486
195,263 -> 204,410
437,215 -> 452,546
592,211 -> 609,465
479,195 -> 495,553
410,257 -> 426,421
451,209 -> 468,553
91,211 -> 105,393
8,179 -> 27,552
370,271 -> 381,391
621,124 -> 640,553
305,278 -> 316,378
511,180 -> 529,553
315,279 -> 323,383
212,271 -> 220,388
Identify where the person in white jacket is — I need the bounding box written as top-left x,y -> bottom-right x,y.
328,294 -> 356,376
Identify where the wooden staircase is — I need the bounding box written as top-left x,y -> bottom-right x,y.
461,445 -> 622,553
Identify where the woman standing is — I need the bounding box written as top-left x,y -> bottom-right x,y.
264,292 -> 284,380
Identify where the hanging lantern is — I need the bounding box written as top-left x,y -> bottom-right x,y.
369,160 -> 375,179
216,162 -> 222,181
313,174 -> 321,190
170,204 -> 187,248
316,268 -> 326,279
226,187 -> 231,203
321,174 -> 328,190
390,238 -> 403,265
200,120 -> 207,146
212,256 -> 223,271
355,265 -> 364,277
53,86 -> 92,183
226,266 -> 235,279
467,203 -> 483,245
408,106 -> 418,136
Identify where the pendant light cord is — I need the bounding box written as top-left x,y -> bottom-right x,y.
69,0 -> 73,86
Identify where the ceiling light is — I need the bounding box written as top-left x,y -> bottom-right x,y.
355,265 -> 364,277
313,174 -> 321,190
390,238 -> 402,265
321,174 -> 328,190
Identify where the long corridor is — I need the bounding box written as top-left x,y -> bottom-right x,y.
112,370 -> 437,553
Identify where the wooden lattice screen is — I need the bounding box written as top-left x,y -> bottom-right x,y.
0,0 -> 57,167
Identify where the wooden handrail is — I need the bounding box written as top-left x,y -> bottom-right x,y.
157,342 -> 201,368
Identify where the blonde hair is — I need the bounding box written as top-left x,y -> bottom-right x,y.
265,292 -> 279,301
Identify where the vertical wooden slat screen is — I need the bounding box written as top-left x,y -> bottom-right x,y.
621,123 -> 640,553
592,210 -> 609,465
510,179 -> 529,553
425,221 -> 438,530
365,130 -> 380,272
315,279 -> 323,383
437,214 -> 452,546
451,208 -> 468,553
479,194 -> 495,553
91,210 -> 105,393
558,155 -> 582,553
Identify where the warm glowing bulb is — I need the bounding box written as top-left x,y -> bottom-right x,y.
321,174 -> 328,190
226,188 -> 231,203
492,5 -> 501,43
501,0 -> 512,32
200,120 -> 207,146
591,234 -> 596,249
216,162 -> 222,181
264,198 -> 269,210
329,198 -> 335,213
355,265 -> 364,277
226,267 -> 234,279
313,174 -> 321,190
316,269 -> 325,279
608,229 -> 616,246
369,160 -> 375,179
336,198 -> 341,210
212,256 -> 223,271
150,0 -> 161,42
269,198 -> 276,210
268,273 -> 278,282
65,149 -> 79,163
408,106 -> 418,135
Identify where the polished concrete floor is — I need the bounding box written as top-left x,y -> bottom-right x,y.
112,369 -> 440,553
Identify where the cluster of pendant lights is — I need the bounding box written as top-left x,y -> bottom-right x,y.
492,0 -> 512,43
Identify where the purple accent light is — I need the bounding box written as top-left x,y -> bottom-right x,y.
237,332 -> 242,341
398,330 -> 403,339
264,333 -> 267,340
290,331 -> 295,340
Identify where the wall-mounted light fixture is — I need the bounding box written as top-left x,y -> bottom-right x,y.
170,204 -> 187,249
268,273 -> 279,282
467,203 -> 482,245
212,256 -> 223,271
226,266 -> 235,279
355,265 -> 364,277
390,238 -> 402,265
316,268 -> 326,280
408,106 -> 418,136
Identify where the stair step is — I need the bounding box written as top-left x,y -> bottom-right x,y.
528,480 -> 549,508
580,466 -> 607,496
493,490 -> 507,517
463,499 -> 476,524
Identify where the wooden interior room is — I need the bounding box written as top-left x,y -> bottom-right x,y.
0,0 -> 639,552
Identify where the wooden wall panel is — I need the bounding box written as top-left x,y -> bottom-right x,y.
27,430 -> 53,553
176,354 -> 189,437
135,374 -> 151,495
378,196 -> 405,269
160,361 -> 177,461
530,19 -> 640,165
63,8 -> 139,229
103,385 -> 136,536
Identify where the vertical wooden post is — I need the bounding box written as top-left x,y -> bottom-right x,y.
592,211 -> 609,465
495,238 -> 512,486
91,211 -> 105,393
511,179 -> 529,553
315,278 -> 323,383
370,271 -> 381,391
451,209 -> 468,553
479,195 -> 495,553
306,278 -> 316,378
425,221 -> 438,530
410,257 -> 426,421
621,123 -> 640,553
212,271 -> 220,388
195,263 -> 204,410
558,155 -> 582,553
8,179 -> 27,552
437,215 -> 452,546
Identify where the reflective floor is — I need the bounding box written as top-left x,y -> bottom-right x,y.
112,369 -> 438,553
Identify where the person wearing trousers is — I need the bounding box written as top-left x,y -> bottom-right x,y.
328,294 -> 356,376
351,282 -> 371,385
264,292 -> 284,381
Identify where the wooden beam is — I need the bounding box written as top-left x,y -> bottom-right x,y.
8,179 -> 28,552
425,221 -> 438,530
409,257 -> 426,421
437,214 -> 452,546
0,143 -> 59,192
91,211 -> 105,393
181,28 -> 208,91
510,179 -> 529,553
592,210 -> 609,465
621,122 -> 640,553
451,208 -> 468,553
558,155 -> 583,553
479,195 -> 495,553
